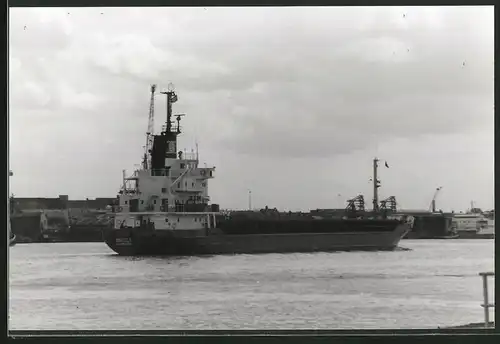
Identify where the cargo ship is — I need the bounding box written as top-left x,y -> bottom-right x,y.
103,84 -> 413,256
398,187 -> 457,239
400,212 -> 457,239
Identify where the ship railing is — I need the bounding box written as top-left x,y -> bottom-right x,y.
161,124 -> 181,133
180,152 -> 198,161
119,191 -> 137,196
479,272 -> 495,328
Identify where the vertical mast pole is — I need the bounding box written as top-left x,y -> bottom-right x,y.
248,190 -> 252,211
373,158 -> 379,212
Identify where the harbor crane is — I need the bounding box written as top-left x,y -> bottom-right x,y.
429,186 -> 443,213
142,84 -> 157,170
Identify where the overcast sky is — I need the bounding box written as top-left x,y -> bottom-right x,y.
9,6 -> 494,212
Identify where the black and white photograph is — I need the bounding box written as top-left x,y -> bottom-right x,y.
8,5 -> 494,331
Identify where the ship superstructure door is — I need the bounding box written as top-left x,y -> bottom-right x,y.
129,199 -> 139,212
161,199 -> 169,211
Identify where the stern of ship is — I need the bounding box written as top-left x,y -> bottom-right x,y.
103,223 -> 207,256
103,227 -> 138,256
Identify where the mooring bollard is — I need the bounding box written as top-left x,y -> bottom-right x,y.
479,272 -> 495,328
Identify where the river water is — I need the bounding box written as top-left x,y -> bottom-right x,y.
8,239 -> 495,330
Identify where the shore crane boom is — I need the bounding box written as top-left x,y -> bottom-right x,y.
429,186 -> 443,212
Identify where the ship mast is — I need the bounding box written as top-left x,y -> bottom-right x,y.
248,190 -> 252,210
159,83 -> 185,161
143,84 -> 157,170
195,139 -> 199,162
160,83 -> 179,135
372,158 -> 380,212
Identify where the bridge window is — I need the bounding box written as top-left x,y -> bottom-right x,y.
161,188 -> 167,193
209,171 -> 213,177
180,163 -> 185,169
124,200 -> 128,204
141,200 -> 144,204
153,200 -> 157,204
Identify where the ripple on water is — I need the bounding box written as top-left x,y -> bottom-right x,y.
9,240 -> 495,330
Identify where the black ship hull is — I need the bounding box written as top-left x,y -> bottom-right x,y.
400,213 -> 456,239
456,231 -> 494,239
103,222 -> 410,256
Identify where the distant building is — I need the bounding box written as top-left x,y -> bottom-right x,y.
10,195 -> 117,242
11,195 -> 117,213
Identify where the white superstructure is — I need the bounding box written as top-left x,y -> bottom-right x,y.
113,153 -> 218,232
112,84 -> 219,235
451,213 -> 488,233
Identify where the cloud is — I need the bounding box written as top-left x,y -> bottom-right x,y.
167,6 -> 492,158
8,6 -> 494,210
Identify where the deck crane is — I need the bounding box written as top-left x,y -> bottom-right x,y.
429,186 -> 443,212
142,84 -> 157,170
